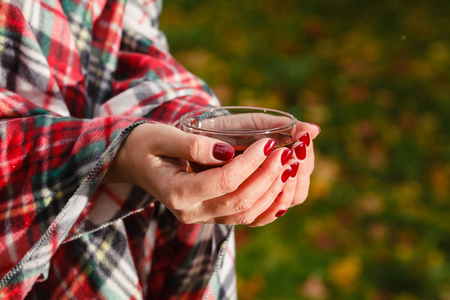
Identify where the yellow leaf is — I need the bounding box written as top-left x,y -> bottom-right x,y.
328,256 -> 361,290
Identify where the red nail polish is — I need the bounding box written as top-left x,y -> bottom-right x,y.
213,143 -> 235,161
264,139 -> 277,156
281,169 -> 291,183
294,142 -> 307,160
275,209 -> 288,218
299,132 -> 311,147
281,149 -> 292,165
290,162 -> 299,177
275,190 -> 283,200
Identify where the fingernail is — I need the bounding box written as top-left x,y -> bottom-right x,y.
281,149 -> 292,165
264,139 -> 277,156
299,132 -> 311,147
213,143 -> 235,161
275,209 -> 288,218
281,169 -> 292,183
275,190 -> 284,200
290,162 -> 299,177
294,142 -> 307,160
306,122 -> 321,134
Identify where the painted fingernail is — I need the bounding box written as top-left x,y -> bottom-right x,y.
290,162 -> 299,177
281,169 -> 292,183
275,209 -> 288,218
264,139 -> 277,156
294,142 -> 307,160
306,122 -> 321,134
213,143 -> 235,161
275,190 -> 284,200
299,132 -> 311,147
281,149 -> 292,165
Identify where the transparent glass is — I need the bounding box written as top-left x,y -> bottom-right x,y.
180,106 -> 297,171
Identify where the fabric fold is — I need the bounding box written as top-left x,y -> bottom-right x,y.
0,0 -> 237,298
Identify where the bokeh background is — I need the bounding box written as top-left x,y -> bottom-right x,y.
160,1 -> 450,299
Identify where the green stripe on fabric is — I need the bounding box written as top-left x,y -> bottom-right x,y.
0,28 -> 40,51
74,236 -> 106,295
145,70 -> 160,81
60,0 -> 93,28
38,0 -> 58,57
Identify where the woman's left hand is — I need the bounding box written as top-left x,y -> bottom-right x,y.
242,121 -> 321,227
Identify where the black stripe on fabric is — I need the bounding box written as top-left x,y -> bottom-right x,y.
63,11 -> 92,78
1,41 -> 53,93
164,248 -> 213,295
97,229 -> 127,277
120,29 -> 156,55
3,44 -> 19,92
87,223 -> 137,294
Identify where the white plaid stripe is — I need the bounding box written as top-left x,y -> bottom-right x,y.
84,222 -> 143,299
123,0 -> 168,50
99,81 -> 219,117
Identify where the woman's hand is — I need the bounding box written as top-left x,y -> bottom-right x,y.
245,121 -> 320,226
103,121 -> 319,226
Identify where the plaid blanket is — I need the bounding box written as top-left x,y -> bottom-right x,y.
0,0 -> 236,298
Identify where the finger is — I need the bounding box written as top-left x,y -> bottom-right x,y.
291,139 -> 315,205
248,159 -> 299,227
294,139 -> 315,177
292,139 -> 315,177
294,122 -> 321,140
200,147 -> 293,219
170,138 -> 277,207
145,123 -> 236,164
292,175 -> 310,206
248,198 -> 289,227
209,167 -> 289,225
274,159 -> 299,210
249,129 -> 317,226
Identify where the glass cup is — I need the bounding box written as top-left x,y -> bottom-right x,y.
179,106 -> 297,172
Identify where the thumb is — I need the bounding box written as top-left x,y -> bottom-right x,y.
149,123 -> 235,164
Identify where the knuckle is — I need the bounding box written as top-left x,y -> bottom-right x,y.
261,167 -> 278,181
237,213 -> 255,225
165,195 -> 180,210
222,198 -> 234,210
234,194 -> 252,213
240,154 -> 261,171
177,210 -> 196,224
219,171 -> 239,194
187,136 -> 202,160
247,221 -> 263,228
165,189 -> 188,210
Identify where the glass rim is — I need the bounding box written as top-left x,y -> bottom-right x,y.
179,106 -> 297,135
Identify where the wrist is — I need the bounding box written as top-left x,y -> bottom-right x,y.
102,123 -> 152,184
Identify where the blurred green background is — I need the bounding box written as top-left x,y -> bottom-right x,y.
160,1 -> 450,299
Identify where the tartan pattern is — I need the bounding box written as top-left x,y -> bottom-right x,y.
0,0 -> 236,299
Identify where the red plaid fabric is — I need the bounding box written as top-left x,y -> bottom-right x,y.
0,0 -> 236,299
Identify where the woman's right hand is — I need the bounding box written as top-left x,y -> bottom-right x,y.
103,123 -> 295,226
